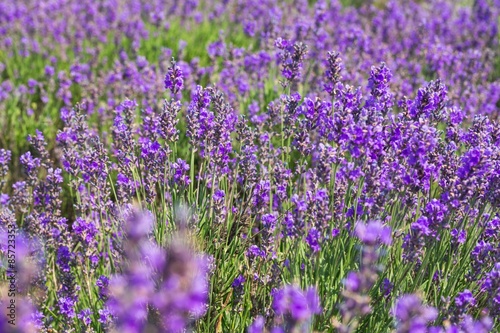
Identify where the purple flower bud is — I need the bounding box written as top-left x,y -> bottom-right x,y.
164,58 -> 184,95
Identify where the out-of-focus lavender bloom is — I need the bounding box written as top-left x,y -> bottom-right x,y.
107,207 -> 209,332
451,315 -> 493,333
337,221 -> 392,331
0,227 -> 43,293
248,316 -> 265,333
152,241 -> 209,332
164,58 -> 184,95
393,294 -> 438,333
207,38 -> 226,59
272,285 -> 321,322
249,284 -> 320,332
44,65 -> 55,78
481,263 -> 500,318
0,226 -> 44,332
0,297 -> 43,333
355,220 -> 392,246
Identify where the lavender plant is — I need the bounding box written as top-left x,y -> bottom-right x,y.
0,0 -> 500,332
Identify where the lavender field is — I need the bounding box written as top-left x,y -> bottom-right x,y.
0,0 -> 500,332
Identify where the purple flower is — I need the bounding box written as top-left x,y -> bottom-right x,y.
207,39 -> 226,59
58,296 -> 77,319
366,62 -> 393,112
409,80 -> 448,121
455,290 -> 476,309
98,308 -> 112,324
355,220 -> 392,246
232,275 -> 245,289
213,189 -> 225,201
381,278 -> 394,297
124,208 -> 153,243
261,213 -> 277,229
172,158 -> 191,186
275,39 -> 308,87
97,275 -> 110,300
455,315 -> 493,333
451,229 -> 467,244
272,285 -> 321,322
393,294 -> 438,333
247,245 -> 266,259
108,208 -> 209,332
56,246 -> 73,273
164,58 -> 184,95
248,316 -> 265,333
0,151 -> 9,165
411,216 -> 434,237
20,151 -> 41,175
481,263 -> 500,317
0,193 -> 9,206
344,272 -> 361,292
78,308 -> 92,326
73,217 -> 98,245
306,227 -> 321,253
324,51 -> 342,96
152,242 -> 209,331
45,65 -> 55,77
